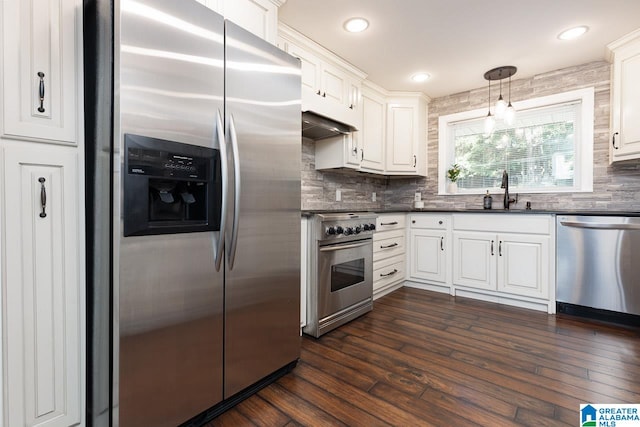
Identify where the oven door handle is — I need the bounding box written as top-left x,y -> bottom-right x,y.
319,241 -> 371,252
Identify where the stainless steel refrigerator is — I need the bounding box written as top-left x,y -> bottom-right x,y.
84,1 -> 301,425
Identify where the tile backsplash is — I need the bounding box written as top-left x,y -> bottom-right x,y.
302,60 -> 640,212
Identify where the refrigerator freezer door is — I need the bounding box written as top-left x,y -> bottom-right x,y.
224,21 -> 302,398
116,1 -> 225,426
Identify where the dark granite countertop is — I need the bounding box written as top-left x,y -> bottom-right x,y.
301,209 -> 640,217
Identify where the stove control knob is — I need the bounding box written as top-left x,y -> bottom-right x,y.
369,223 -> 376,231
355,225 -> 362,234
344,227 -> 353,235
325,226 -> 336,236
336,226 -> 344,234
363,223 -> 370,231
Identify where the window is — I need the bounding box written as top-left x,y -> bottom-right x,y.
438,88 -> 594,194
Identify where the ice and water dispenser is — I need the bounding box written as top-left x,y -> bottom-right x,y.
123,134 -> 220,236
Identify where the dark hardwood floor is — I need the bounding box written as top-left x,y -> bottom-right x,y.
207,287 -> 640,426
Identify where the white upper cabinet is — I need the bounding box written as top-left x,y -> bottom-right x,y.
359,82 -> 386,173
1,0 -> 80,144
608,29 -> 640,162
279,24 -> 365,129
386,94 -> 428,176
196,0 -> 282,44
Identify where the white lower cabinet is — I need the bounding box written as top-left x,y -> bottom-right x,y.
2,144 -> 84,427
372,214 -> 406,299
452,231 -> 550,299
451,214 -> 554,312
497,234 -> 549,299
408,214 -> 450,286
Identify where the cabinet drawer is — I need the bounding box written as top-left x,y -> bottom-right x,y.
376,214 -> 405,231
452,213 -> 551,234
410,214 -> 449,229
373,229 -> 405,261
373,255 -> 405,291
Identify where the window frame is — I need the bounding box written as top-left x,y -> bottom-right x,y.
438,87 -> 594,195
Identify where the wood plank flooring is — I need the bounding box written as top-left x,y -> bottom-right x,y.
207,287 -> 640,426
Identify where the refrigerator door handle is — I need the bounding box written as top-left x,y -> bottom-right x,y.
214,110 -> 228,271
228,114 -> 241,270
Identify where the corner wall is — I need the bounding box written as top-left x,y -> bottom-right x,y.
384,60 -> 640,211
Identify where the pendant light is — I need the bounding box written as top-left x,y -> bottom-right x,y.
495,78 -> 507,119
484,77 -> 495,135
504,73 -> 516,125
484,66 -> 517,131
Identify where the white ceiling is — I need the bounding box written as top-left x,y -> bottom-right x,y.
278,0 -> 640,98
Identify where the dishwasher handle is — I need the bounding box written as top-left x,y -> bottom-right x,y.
560,220 -> 640,231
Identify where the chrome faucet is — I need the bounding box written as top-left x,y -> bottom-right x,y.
500,170 -> 518,209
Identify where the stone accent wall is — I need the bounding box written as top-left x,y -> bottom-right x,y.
302,60 -> 640,212
301,138 -> 386,210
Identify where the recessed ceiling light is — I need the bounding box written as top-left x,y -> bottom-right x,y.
411,72 -> 430,83
343,17 -> 369,33
558,26 -> 589,40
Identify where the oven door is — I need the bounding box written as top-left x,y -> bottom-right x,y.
317,238 -> 373,320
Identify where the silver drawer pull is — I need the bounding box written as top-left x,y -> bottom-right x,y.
380,269 -> 398,277
380,221 -> 398,226
380,242 -> 398,249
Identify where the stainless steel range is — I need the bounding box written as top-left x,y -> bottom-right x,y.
304,212 -> 378,338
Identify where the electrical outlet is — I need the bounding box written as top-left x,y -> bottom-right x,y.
372,192 -> 377,202
336,189 -> 342,202
414,192 -> 422,202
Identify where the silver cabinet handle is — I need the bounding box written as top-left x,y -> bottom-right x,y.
380,221 -> 398,226
37,72 -> 45,113
560,220 -> 640,230
38,177 -> 47,218
214,110 -> 228,272
319,241 -> 371,252
380,242 -> 398,249
380,269 -> 398,277
413,155 -> 417,167
490,240 -> 494,256
361,148 -> 364,162
228,114 -> 241,270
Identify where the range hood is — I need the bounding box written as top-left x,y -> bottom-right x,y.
302,111 -> 355,140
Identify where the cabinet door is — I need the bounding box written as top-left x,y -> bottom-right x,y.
386,103 -> 417,173
287,43 -> 322,104
3,146 -> 83,427
410,230 -> 447,283
452,231 -> 496,290
195,0 -> 222,12
360,88 -> 386,172
497,234 -> 549,298
222,0 -> 278,44
2,0 -> 78,144
345,132 -> 362,167
611,38 -> 640,161
320,63 -> 349,108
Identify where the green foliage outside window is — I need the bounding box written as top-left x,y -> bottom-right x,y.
453,121 -> 575,190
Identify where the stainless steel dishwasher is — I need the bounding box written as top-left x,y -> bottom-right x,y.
557,215 -> 640,323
